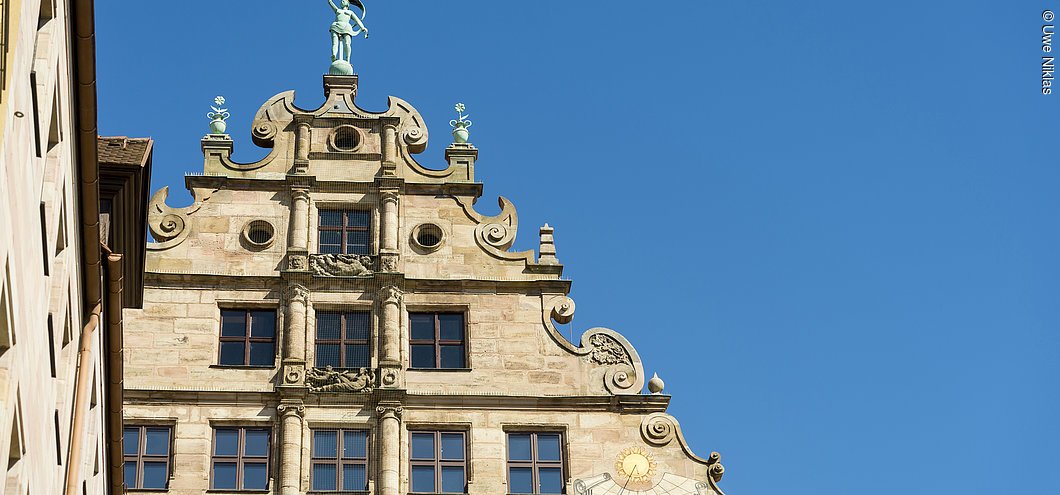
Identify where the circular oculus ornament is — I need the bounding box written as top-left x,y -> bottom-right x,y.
615,446 -> 657,483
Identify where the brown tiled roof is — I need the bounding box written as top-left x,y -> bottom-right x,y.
97,136 -> 153,167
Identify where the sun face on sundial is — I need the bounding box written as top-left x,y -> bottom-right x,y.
615,446 -> 657,483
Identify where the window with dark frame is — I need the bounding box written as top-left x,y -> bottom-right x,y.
122,425 -> 172,490
409,313 -> 466,369
310,429 -> 369,492
410,431 -> 467,494
315,311 -> 371,369
507,432 -> 565,494
218,310 -> 276,367
318,209 -> 371,255
211,427 -> 270,491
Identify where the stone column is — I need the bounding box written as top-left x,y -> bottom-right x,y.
284,284 -> 309,363
289,189 -> 310,251
380,190 -> 400,252
293,122 -> 312,174
383,125 -> 399,165
376,403 -> 403,495
379,285 -> 402,367
277,403 -> 306,495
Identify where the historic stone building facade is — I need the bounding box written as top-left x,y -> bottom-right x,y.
123,75 -> 727,495
0,1 -> 151,494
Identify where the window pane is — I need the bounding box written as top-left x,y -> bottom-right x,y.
251,311 -> 275,338
123,462 -> 137,488
346,231 -> 369,254
220,311 -> 246,337
343,464 -> 367,490
410,314 -> 435,340
320,210 -> 343,227
411,345 -> 436,368
312,463 -> 337,491
440,433 -> 464,460
215,429 -> 239,456
539,467 -> 563,494
320,230 -> 341,245
345,344 -> 369,368
344,430 -> 367,459
317,313 -> 341,340
537,434 -> 561,461
243,462 -> 269,490
219,342 -> 245,366
313,430 -> 337,459
244,429 -> 270,457
438,314 -> 464,341
346,210 -> 370,228
507,434 -> 532,461
142,461 -> 168,489
123,427 -> 139,456
439,345 -> 466,369
316,344 -> 340,368
145,427 -> 170,456
441,465 -> 465,493
213,462 -> 238,490
320,244 -> 341,254
249,342 -> 275,366
411,433 -> 435,459
346,313 -> 370,340
509,467 -> 533,494
411,465 -> 435,493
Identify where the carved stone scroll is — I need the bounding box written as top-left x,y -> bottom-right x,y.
540,295 -> 645,395
640,413 -> 725,486
146,186 -> 217,251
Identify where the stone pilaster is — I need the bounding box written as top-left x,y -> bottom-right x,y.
382,124 -> 399,176
277,402 -> 306,495
376,403 -> 404,495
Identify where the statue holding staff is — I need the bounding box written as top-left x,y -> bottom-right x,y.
327,0 -> 368,75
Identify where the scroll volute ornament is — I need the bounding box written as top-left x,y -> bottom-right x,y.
640,413 -> 725,485
147,186 -> 217,250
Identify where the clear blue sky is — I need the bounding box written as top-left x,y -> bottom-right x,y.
97,1 -> 1058,494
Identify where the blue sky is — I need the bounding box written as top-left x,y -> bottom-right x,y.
97,1 -> 1058,494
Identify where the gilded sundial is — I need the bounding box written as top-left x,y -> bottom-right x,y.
615,446 -> 657,483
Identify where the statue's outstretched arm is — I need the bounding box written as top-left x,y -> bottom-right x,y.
350,13 -> 367,31
327,0 -> 339,12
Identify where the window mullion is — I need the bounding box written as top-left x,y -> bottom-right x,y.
244,311 -> 253,365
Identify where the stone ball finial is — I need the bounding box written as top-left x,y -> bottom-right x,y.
647,372 -> 665,394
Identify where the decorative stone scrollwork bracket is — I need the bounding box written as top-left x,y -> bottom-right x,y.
640,413 -> 725,489
305,366 -> 375,393
453,196 -> 538,265
541,295 -> 645,395
309,254 -> 375,277
147,186 -> 218,251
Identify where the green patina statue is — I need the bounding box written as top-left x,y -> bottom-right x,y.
328,0 -> 368,75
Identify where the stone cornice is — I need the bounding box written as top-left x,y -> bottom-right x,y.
144,272 -> 572,294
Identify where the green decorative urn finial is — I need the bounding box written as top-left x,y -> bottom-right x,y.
327,0 -> 369,75
207,96 -> 230,134
450,103 -> 472,144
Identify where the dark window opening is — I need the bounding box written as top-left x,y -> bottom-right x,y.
507,432 -> 565,494
318,209 -> 370,255
211,427 -> 270,491
409,431 -> 467,494
410,313 -> 466,369
315,312 -> 370,369
218,310 -> 276,367
123,425 -> 172,490
334,127 -> 360,151
311,429 -> 368,492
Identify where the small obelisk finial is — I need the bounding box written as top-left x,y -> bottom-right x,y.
538,223 -> 559,265
327,0 -> 369,75
206,96 -> 230,135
